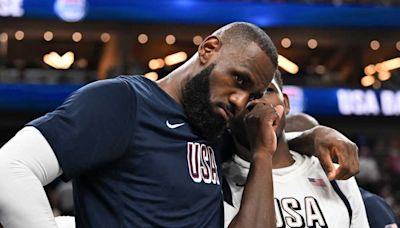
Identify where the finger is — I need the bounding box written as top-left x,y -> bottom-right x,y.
334,143 -> 354,180
338,144 -> 359,179
272,105 -> 284,129
250,103 -> 276,116
318,148 -> 337,181
348,143 -> 360,176
335,164 -> 353,180
274,105 -> 284,119
246,99 -> 263,111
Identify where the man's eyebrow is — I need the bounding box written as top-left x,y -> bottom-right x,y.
234,69 -> 252,79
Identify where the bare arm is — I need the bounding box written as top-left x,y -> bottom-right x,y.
228,102 -> 282,228
285,113 -> 359,180
285,113 -> 319,132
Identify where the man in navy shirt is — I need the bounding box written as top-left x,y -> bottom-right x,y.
360,188 -> 400,228
0,22 -> 359,228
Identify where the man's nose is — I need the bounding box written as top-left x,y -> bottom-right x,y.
228,91 -> 250,113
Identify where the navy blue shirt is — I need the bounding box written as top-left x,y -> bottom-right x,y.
28,76 -> 224,228
360,188 -> 400,228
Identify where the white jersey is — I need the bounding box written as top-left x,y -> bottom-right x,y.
223,151 -> 369,228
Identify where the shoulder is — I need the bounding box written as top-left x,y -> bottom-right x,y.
117,75 -> 157,95
360,188 -> 399,226
73,76 -> 134,98
67,76 -> 150,105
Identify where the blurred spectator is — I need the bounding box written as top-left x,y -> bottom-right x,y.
388,146 -> 400,176
357,145 -> 381,193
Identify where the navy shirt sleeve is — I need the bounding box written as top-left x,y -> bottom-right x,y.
360,187 -> 400,227
28,77 -> 136,181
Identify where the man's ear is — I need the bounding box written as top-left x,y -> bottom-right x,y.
283,93 -> 290,115
198,35 -> 221,64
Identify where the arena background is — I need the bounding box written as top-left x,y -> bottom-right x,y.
0,0 -> 399,219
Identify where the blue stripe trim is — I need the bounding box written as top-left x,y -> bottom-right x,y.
331,180 -> 353,226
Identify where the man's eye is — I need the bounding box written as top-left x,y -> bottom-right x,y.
234,75 -> 244,85
265,87 -> 274,93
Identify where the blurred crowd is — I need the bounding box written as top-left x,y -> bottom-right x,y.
356,135 -> 400,218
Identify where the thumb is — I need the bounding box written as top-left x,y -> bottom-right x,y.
274,105 -> 284,119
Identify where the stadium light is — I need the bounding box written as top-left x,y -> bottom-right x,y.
361,75 -> 375,87
44,31 -> 53,41
138,34 -> 148,44
281,38 -> 291,48
148,58 -> 165,70
15,30 -> 24,40
307,39 -> 318,49
165,35 -> 176,45
278,54 -> 299,74
380,57 -> 400,72
193,35 -> 203,46
370,40 -> 380,50
165,51 -> 187,66
43,51 -> 74,69
100,33 -> 111,43
364,64 -> 376,75
378,71 -> 391,81
72,32 -> 82,42
145,72 -> 158,81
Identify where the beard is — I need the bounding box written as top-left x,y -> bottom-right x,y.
182,64 -> 226,141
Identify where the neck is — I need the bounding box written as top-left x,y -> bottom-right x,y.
156,55 -> 199,104
235,131 -> 295,169
271,132 -> 295,169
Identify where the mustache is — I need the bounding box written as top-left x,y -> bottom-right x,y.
216,102 -> 236,117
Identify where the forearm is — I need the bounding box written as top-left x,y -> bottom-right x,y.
0,160 -> 58,228
0,127 -> 61,228
229,152 -> 276,228
287,126 -> 330,156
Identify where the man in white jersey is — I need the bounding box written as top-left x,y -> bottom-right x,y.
223,71 -> 369,228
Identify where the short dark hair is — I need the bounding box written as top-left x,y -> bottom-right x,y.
274,69 -> 283,91
213,22 -> 278,67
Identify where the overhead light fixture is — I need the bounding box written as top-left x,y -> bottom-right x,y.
315,65 -> 326,75
165,51 -> 187,66
361,75 -> 375,87
145,72 -> 158,81
193,35 -> 203,46
44,31 -> 53,41
43,51 -> 74,69
307,39 -> 318,49
379,57 -> 400,72
165,34 -> 176,45
281,38 -> 291,48
138,33 -> 148,44
364,64 -> 376,75
278,54 -> 299,74
148,58 -> 165,70
378,71 -> 391,81
100,33 -> 111,43
370,40 -> 380,50
0,33 -> 8,42
72,32 -> 82,42
76,58 -> 88,69
15,30 -> 24,40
